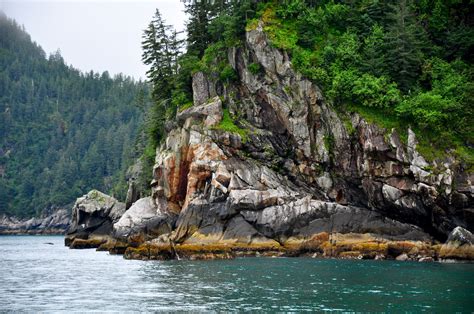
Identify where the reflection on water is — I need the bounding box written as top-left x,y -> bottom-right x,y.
1,236 -> 473,311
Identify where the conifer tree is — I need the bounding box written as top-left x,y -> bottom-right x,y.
142,9 -> 173,100
384,0 -> 426,92
142,9 -> 184,101
184,1 -> 214,58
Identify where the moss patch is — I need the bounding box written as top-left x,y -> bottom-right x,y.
246,18 -> 259,32
248,62 -> 262,75
178,102 -> 193,112
215,109 -> 250,142
123,242 -> 283,260
89,190 -> 106,202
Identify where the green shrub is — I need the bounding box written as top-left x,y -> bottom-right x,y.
248,62 -> 262,75
220,65 -> 237,83
216,109 -> 249,142
396,92 -> 460,131
172,91 -> 192,112
352,74 -> 401,108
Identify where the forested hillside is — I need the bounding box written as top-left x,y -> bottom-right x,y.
0,13 -> 149,217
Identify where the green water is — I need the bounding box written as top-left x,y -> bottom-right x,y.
0,236 -> 473,311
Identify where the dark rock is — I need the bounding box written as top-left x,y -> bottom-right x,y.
440,227 -> 474,260
446,226 -> 474,245
70,238 -> 107,249
65,190 -> 125,247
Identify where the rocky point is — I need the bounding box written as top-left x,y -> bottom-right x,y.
65,21 -> 473,262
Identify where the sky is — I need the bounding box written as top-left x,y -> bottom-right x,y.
0,0 -> 186,80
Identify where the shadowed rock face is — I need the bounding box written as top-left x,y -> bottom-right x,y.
113,196 -> 177,245
65,190 -> 125,247
69,22 -> 473,260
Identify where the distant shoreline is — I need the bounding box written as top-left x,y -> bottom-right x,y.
0,231 -> 66,236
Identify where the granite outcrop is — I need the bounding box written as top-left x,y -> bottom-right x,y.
66,21 -> 473,261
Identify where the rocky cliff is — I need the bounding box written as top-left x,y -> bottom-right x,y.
66,23 -> 473,261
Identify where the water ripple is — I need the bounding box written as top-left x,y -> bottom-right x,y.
1,236 -> 473,312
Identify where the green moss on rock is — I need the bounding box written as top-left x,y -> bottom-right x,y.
215,109 -> 250,142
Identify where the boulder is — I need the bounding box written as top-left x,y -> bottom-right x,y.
439,226 -> 474,260
65,190 -> 125,247
396,253 -> 409,261
374,254 -> 385,261
446,226 -> 474,245
176,96 -> 223,127
113,197 -> 176,245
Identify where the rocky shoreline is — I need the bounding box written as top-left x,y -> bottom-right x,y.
66,227 -> 474,263
63,190 -> 473,262
0,209 -> 70,235
63,21 -> 473,263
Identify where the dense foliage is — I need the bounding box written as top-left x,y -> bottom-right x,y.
251,0 -> 473,163
0,13 -> 148,217
141,0 -> 472,166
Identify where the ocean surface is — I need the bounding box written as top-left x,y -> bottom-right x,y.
0,235 -> 473,312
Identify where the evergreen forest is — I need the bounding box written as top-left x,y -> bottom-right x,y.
0,13 -> 149,217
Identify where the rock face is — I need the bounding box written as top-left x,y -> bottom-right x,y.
125,159 -> 144,210
69,21 -> 473,260
113,197 -> 176,245
65,190 -> 125,248
0,209 -> 70,235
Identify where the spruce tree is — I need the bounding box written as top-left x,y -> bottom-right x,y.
185,1 -> 214,58
142,9 -> 184,101
384,0 -> 426,92
141,9 -> 173,100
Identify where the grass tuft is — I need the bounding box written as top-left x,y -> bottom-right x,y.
215,109 -> 250,142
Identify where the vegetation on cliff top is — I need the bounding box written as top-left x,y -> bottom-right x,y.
140,1 -> 258,121
253,0 -> 473,165
142,0 -> 472,167
138,0 -> 258,178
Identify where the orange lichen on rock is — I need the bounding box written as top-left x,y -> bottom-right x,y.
70,238 -> 106,249
97,239 -> 128,254
123,241 -> 284,260
439,244 -> 474,260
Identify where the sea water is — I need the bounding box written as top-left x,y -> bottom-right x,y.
0,235 -> 473,311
